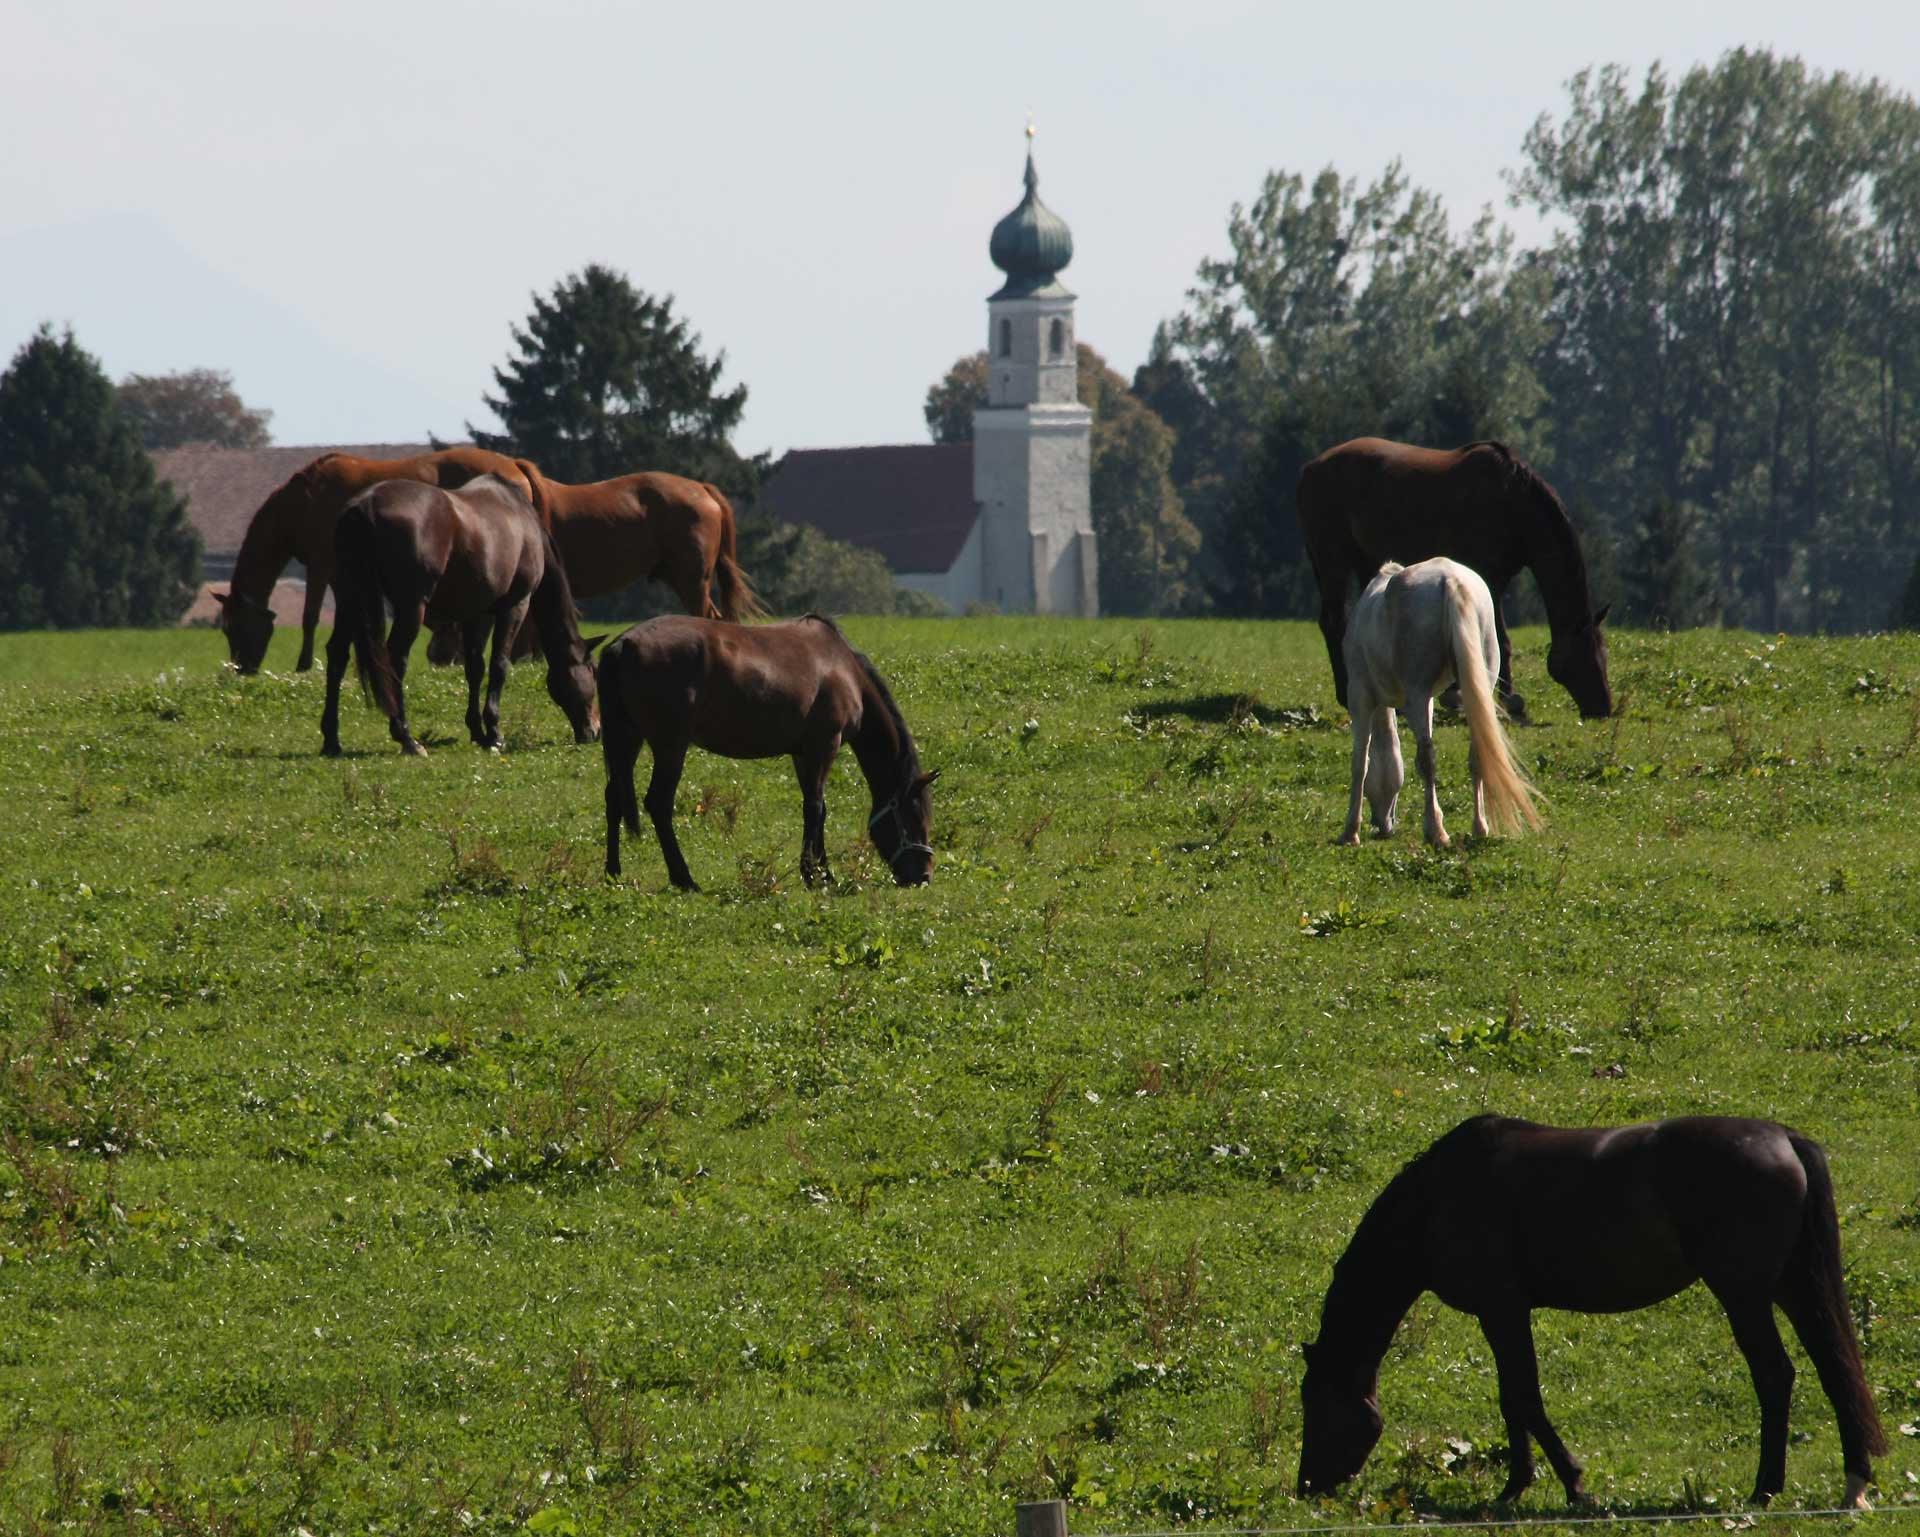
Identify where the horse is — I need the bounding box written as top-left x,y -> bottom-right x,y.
422,464 -> 763,665
213,447 -> 533,673
1339,558 -> 1541,847
1297,438 -> 1612,720
597,615 -> 938,890
320,475 -> 602,757
1297,1115 -> 1887,1511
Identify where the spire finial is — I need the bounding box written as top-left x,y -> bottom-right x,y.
1023,112 -> 1038,193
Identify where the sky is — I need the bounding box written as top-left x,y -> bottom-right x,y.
1,0 -> 1911,459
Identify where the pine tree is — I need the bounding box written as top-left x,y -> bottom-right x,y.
471,265 -> 754,491
0,326 -> 202,629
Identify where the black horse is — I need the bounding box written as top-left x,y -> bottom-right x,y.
1297,1115 -> 1886,1509
597,615 -> 938,890
1297,438 -> 1612,719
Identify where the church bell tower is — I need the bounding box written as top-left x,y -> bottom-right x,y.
971,126 -> 1097,616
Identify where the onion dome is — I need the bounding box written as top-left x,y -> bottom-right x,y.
989,141 -> 1074,300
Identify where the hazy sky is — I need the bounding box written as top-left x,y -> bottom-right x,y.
2,1 -> 1909,457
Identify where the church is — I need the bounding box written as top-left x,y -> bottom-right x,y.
756,138 -> 1099,616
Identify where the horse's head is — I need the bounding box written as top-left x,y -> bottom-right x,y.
1295,1339 -> 1384,1497
548,633 -> 608,744
869,768 -> 939,886
1547,605 -> 1612,719
215,589 -> 277,673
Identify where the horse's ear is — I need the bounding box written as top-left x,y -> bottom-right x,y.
1593,604 -> 1611,627
916,768 -> 941,790
584,633 -> 610,657
212,589 -> 232,608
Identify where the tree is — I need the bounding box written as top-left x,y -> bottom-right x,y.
1159,161 -> 1550,613
923,343 -> 1200,613
1620,499 -> 1716,630
1512,51 -> 1920,631
0,326 -> 202,629
734,514 -> 922,616
471,265 -> 756,492
117,368 -> 272,450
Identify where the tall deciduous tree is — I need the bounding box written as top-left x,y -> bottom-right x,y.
924,343 -> 1199,613
1161,161 -> 1550,614
117,368 -> 272,450
472,265 -> 755,492
0,326 -> 202,629
1513,50 -> 1920,630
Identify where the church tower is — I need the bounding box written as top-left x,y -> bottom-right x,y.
972,129 -> 1097,616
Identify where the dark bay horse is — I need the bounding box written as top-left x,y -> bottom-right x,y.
321,476 -> 602,757
1297,1115 -> 1886,1510
423,464 -> 763,665
598,615 -> 937,890
215,447 -> 533,673
1298,439 -> 1613,719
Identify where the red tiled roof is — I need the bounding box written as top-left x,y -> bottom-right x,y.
755,444 -> 978,574
151,442 -> 434,556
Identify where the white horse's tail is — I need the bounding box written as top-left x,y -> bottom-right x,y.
1447,573 -> 1543,836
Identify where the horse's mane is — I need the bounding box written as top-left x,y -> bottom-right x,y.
1466,442 -> 1596,617
804,614 -> 919,773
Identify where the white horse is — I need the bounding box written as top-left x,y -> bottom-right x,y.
1340,558 -> 1542,847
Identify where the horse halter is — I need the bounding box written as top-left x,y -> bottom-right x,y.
868,792 -> 933,871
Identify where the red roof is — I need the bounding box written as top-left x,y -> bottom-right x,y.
151,442 -> 434,556
756,444 -> 978,574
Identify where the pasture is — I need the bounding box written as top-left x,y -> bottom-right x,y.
0,617 -> 1916,1536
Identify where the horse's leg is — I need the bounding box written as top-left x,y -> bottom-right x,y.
384,602 -> 426,757
297,572 -> 328,673
1493,590 -> 1526,720
320,621 -> 351,756
1408,693 -> 1449,847
1479,1309 -> 1587,1505
478,601 -> 526,750
1366,709 -> 1402,837
1339,702 -> 1371,846
461,619 -> 489,745
793,744 -> 837,886
603,727 -> 643,879
1319,588 -> 1351,709
644,736 -> 698,890
1712,1289 -> 1795,1505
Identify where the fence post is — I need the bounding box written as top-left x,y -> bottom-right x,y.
1015,1498 -> 1068,1537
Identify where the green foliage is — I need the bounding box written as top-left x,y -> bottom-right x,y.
1620,499 -> 1717,630
734,513 -> 925,615
472,264 -> 755,491
0,325 -> 203,629
1,620 -> 1919,1533
1513,50 -> 1920,632
1163,161 -> 1550,614
923,351 -> 987,445
116,367 -> 272,450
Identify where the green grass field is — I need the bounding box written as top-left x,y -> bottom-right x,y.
1,617 -> 1917,1536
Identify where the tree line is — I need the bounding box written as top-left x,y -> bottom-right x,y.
5,47 -> 1917,630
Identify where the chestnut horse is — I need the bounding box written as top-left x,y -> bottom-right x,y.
321,476 -> 601,757
214,447 -> 532,673
598,615 -> 937,891
1298,1115 -> 1886,1511
1298,439 -> 1612,719
423,464 -> 762,664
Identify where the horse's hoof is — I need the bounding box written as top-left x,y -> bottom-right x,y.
1336,832 -> 1361,847
405,743 -> 428,758
1843,1475 -> 1871,1510
321,741 -> 342,758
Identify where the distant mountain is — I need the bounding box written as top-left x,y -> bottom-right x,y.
0,212 -> 459,443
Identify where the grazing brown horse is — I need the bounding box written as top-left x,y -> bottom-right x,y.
423,464 -> 762,664
598,615 -> 937,890
321,476 -> 602,757
1297,1115 -> 1886,1511
214,447 -> 533,673
1298,439 -> 1612,719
